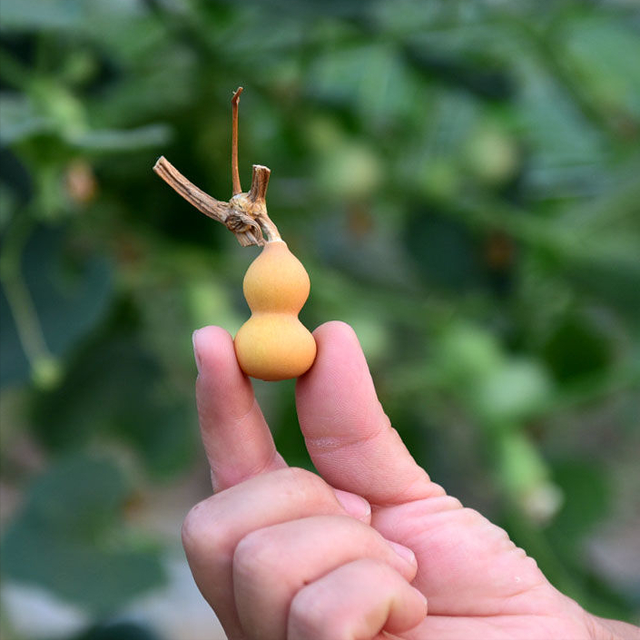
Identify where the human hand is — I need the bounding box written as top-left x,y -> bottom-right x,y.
184,321 -> 638,640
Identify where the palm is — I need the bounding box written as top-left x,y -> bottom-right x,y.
369,499 -> 588,639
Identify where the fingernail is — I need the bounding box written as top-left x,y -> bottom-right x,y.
334,490 -> 371,521
387,540 -> 416,566
192,330 -> 202,373
415,588 -> 428,609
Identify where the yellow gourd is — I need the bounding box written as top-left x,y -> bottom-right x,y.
154,87 -> 318,380
234,241 -> 316,380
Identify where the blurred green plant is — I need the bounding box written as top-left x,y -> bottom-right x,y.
1,0 -> 639,636
1,455 -> 165,616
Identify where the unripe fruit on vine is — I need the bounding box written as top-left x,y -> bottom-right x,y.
234,240 -> 316,381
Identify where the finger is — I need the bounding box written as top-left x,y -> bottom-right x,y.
182,468 -> 371,639
193,326 -> 286,491
296,321 -> 442,505
233,515 -> 418,640
288,558 -> 427,640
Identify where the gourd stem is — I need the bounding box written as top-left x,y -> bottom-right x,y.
153,156 -> 230,223
231,87 -> 243,196
248,164 -> 270,203
153,157 -> 280,247
247,165 -> 281,243
153,88 -> 282,247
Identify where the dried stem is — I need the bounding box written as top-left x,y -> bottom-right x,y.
231,87 -> 243,195
244,165 -> 280,242
153,156 -> 229,223
153,156 -> 280,246
153,87 -> 282,247
248,164 -> 270,203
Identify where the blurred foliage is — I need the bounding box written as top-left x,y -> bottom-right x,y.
1,455 -> 164,617
1,0 -> 640,636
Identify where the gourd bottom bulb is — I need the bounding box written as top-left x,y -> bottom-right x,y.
234,314 -> 317,381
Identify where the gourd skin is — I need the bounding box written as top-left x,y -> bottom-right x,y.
234,241 -> 317,381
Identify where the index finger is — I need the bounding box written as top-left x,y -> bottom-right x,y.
193,326 -> 286,491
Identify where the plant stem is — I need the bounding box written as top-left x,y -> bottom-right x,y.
231,87 -> 244,196
153,87 -> 282,246
153,156 -> 231,224
0,214 -> 56,378
153,157 -> 280,246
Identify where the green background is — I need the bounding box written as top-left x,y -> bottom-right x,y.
1,0 -> 639,638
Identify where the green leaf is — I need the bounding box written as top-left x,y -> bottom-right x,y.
0,0 -> 85,31
546,458 -> 610,551
0,96 -> 170,151
515,57 -> 607,192
563,17 -> 640,118
404,208 -> 484,292
31,332 -> 197,478
473,358 -> 553,424
75,622 -> 160,640
1,454 -> 165,616
306,42 -> 417,128
542,314 -> 612,384
437,322 -> 503,384
0,225 -> 114,387
565,258 -> 640,323
68,125 -> 172,152
497,430 -> 550,496
0,94 -> 55,145
0,0 -> 144,32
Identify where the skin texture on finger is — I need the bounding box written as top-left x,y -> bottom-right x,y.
296,322 -> 443,506
288,559 -> 427,640
590,616 -> 640,640
182,468 -> 370,640
233,515 -> 418,640
371,497 -> 557,618
399,611 -> 593,640
193,326 -> 286,491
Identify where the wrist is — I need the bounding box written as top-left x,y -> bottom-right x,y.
586,611 -> 640,640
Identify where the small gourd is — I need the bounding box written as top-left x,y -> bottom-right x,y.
234,241 -> 316,380
154,87 -> 317,380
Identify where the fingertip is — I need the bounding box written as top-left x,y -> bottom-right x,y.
311,320 -> 360,351
333,489 -> 372,523
192,326 -> 236,376
385,585 -> 428,635
417,588 -> 428,613
299,321 -> 365,388
386,540 -> 417,568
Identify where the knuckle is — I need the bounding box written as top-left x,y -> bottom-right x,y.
279,466 -> 331,503
289,586 -> 332,639
289,560 -> 398,640
233,527 -> 277,581
181,496 -> 228,557
347,557 -> 400,586
285,465 -> 323,487
181,500 -> 207,551
353,556 -> 390,574
459,506 -> 484,526
290,584 -> 359,640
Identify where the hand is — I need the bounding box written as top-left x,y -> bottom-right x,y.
184,322 -> 638,640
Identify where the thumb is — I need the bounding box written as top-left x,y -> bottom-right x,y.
296,322 -> 442,506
